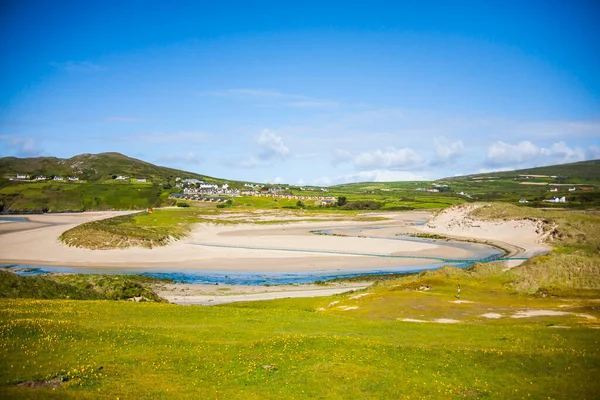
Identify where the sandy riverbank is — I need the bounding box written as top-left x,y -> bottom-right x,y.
0,210 -> 494,271
152,281 -> 369,305
0,206 -> 551,304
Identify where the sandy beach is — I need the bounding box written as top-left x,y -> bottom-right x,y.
416,204 -> 551,267
0,205 -> 551,303
0,207 -> 548,271
0,210 -> 458,270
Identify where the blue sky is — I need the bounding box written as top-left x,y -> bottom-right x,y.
1,0 -> 599,185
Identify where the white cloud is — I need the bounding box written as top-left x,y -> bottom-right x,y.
0,135 -> 43,157
486,141 -> 540,166
433,137 -> 464,164
332,149 -> 353,165
485,140 -> 586,167
258,129 -> 289,160
313,176 -> 333,186
587,146 -> 600,159
353,147 -> 422,170
540,142 -> 585,162
332,169 -> 429,184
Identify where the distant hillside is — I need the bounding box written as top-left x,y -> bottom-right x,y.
442,159 -> 600,184
0,152 -> 211,183
0,152 -> 248,212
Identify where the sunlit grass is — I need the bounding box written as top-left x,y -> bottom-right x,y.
1,282 -> 599,399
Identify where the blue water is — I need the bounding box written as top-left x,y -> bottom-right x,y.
0,216 -> 30,223
2,262 -> 467,285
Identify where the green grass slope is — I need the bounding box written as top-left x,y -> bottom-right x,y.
0,152 -> 209,183
0,280 -> 599,399
0,152 -> 259,212
329,160 -> 600,208
448,159 -> 600,183
2,203 -> 600,398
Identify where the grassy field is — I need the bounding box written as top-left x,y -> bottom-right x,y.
0,180 -> 176,212
3,197 -> 600,398
1,266 -> 599,399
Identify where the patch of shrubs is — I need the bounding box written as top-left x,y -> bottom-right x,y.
340,201 -> 383,210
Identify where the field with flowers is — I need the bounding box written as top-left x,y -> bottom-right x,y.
1,268 -> 600,399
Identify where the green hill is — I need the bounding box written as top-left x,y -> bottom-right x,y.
0,152 -> 243,212
0,152 -> 210,183
326,160 -> 600,210
443,159 -> 600,184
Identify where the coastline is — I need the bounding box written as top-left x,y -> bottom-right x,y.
0,210 -> 505,271
0,206 -> 551,303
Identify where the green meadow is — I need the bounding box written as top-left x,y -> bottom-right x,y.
0,180 -> 175,212
2,202 -> 600,398
1,266 -> 599,399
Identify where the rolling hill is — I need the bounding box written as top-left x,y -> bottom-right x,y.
0,152 -> 239,212
442,159 -> 600,184
0,152 -> 210,183
327,159 -> 600,209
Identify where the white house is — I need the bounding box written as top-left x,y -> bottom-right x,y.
68,177 -> 79,181
53,176 -> 64,181
115,176 -> 128,180
137,178 -> 147,183
549,188 -> 558,192
546,196 -> 567,203
16,174 -> 28,180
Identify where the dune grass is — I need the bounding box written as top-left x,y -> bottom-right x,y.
465,203 -> 600,292
0,271 -> 166,302
470,203 -> 600,250
59,208 -> 201,249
